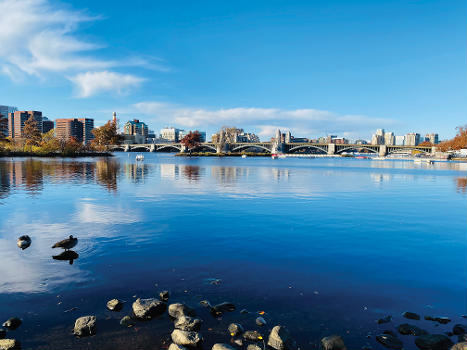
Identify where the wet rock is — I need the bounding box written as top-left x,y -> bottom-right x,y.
120,316 -> 136,327
425,316 -> 451,324
159,291 -> 170,302
132,298 -> 166,319
169,303 -> 196,319
376,334 -> 403,349
73,316 -> 96,337
268,326 -> 297,350
171,329 -> 203,348
403,312 -> 421,320
228,323 -> 244,337
243,330 -> 263,341
320,335 -> 347,350
378,316 -> 392,324
256,317 -> 267,326
458,334 -> 467,343
234,339 -> 243,346
168,344 -> 188,350
211,302 -> 235,317
415,334 -> 453,350
107,299 -> 123,311
200,300 -> 212,308
212,344 -> 235,350
247,345 -> 261,350
451,342 -> 467,350
383,330 -> 397,337
2,318 -> 21,331
397,323 -> 428,336
240,309 -> 249,314
174,316 -> 202,331
0,329 -> 5,339
453,325 -> 467,335
0,339 -> 20,350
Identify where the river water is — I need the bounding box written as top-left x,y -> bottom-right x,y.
0,154 -> 466,349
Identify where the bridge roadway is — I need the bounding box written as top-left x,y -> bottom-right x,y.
109,142 -> 435,156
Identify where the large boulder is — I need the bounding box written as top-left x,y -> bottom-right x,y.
397,323 -> 428,336
169,303 -> 196,319
320,335 -> 346,350
212,344 -> 235,350
168,344 -> 188,350
228,323 -> 244,337
0,339 -> 20,350
247,345 -> 261,350
268,326 -> 296,350
1,319 -> 21,331
159,291 -> 170,302
451,343 -> 467,350
171,329 -> 203,348
402,312 -> 421,320
73,316 -> 96,337
376,334 -> 403,349
132,298 -> 166,319
210,302 -> 235,317
415,334 -> 453,350
243,330 -> 263,341
453,325 -> 467,335
174,316 -> 202,331
107,299 -> 123,311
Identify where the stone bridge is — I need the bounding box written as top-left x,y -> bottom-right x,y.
109,142 -> 435,156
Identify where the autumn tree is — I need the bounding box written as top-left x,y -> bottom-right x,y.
91,120 -> 123,151
418,141 -> 433,147
181,131 -> 202,153
40,129 -> 60,153
23,116 -> 42,146
438,125 -> 467,152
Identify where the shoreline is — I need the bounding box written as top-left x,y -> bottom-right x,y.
0,151 -> 113,158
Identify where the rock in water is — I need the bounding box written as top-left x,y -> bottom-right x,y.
402,312 -> 421,320
320,335 -> 347,350
397,323 -> 428,336
459,334 -> 467,343
414,334 -> 453,350
169,303 -> 196,319
268,326 -> 296,350
453,324 -> 467,335
377,316 -> 392,324
0,339 -> 20,350
73,316 -> 96,337
376,334 -> 403,349
174,316 -> 202,331
0,329 -> 5,339
228,323 -> 244,337
168,344 -> 188,350
256,317 -> 266,326
425,316 -> 451,324
132,298 -> 166,319
171,329 -> 203,348
2,319 -> 21,331
247,345 -> 262,350
160,290 -> 170,302
210,302 -> 235,316
107,299 -> 123,311
451,343 -> 467,350
120,316 -> 136,327
243,330 -> 263,341
212,344 -> 235,350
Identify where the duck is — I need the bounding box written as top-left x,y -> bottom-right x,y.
52,235 -> 78,250
17,235 -> 31,250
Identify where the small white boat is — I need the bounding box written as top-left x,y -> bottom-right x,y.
135,154 -> 144,161
241,154 -> 247,159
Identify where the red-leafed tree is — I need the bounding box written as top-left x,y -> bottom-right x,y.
438,125 -> 467,151
181,131 -> 202,153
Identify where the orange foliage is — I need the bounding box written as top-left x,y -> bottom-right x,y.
438,125 -> 467,151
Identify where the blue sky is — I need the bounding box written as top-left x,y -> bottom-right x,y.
0,0 -> 465,141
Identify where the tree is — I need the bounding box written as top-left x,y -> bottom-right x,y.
23,116 -> 42,146
418,141 -> 432,147
181,131 -> 202,153
438,125 -> 467,152
40,129 -> 60,153
91,120 -> 123,151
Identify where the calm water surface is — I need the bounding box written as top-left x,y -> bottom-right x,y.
0,154 -> 466,349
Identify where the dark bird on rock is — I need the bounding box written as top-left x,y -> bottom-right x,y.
17,235 -> 32,250
52,235 -> 78,250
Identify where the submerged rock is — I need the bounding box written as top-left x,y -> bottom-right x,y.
451,342 -> 467,350
212,344 -> 235,350
268,326 -> 296,350
159,291 -> 170,302
397,323 -> 428,336
0,339 -> 20,350
210,302 -> 235,317
168,344 -> 188,350
120,316 -> 136,327
376,334 -> 403,349
256,317 -> 266,326
132,298 -> 166,319
200,300 -> 212,308
425,316 -> 451,324
228,323 -> 244,337
2,318 -> 21,331
169,303 -> 196,319
174,316 -> 202,331
453,325 -> 467,335
458,334 -> 467,343
243,330 -> 263,341
171,329 -> 203,348
383,330 -> 397,337
0,329 -> 5,339
240,309 -> 249,314
106,299 -> 123,311
320,335 -> 347,350
403,312 -> 421,320
377,316 -> 392,324
414,334 -> 453,350
73,316 -> 96,337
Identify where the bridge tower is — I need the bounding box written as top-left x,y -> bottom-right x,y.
379,145 -> 387,157
272,128 -> 284,153
327,143 -> 335,155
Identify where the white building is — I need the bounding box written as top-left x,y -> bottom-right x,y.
405,133 -> 420,146
161,127 -> 182,142
384,132 -> 395,145
425,133 -> 439,144
371,129 -> 385,145
395,135 -> 405,146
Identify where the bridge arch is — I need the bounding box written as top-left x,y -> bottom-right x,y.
336,146 -> 378,154
109,146 -> 125,152
156,145 -> 182,152
131,146 -> 151,152
388,147 -> 430,155
191,144 -> 217,152
231,144 -> 271,153
288,145 -> 327,154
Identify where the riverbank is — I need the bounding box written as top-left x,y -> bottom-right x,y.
0,150 -> 112,158
176,152 -> 271,157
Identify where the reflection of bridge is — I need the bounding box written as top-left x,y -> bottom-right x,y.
110,142 -> 435,156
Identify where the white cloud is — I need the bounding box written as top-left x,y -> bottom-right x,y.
133,101 -> 400,140
70,71 -> 145,98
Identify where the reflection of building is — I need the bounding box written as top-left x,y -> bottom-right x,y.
405,133 -> 420,146
0,105 -> 17,137
124,163 -> 148,183
8,111 -> 42,138
55,118 -> 94,144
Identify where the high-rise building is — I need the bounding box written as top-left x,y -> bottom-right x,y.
425,133 -> 439,144
384,132 -> 395,145
78,118 -> 94,145
124,119 -> 148,137
0,105 -> 17,137
161,127 -> 182,142
395,135 -> 405,146
405,133 -> 420,146
371,129 -> 385,145
8,111 -> 42,139
42,117 -> 54,134
55,118 -> 94,144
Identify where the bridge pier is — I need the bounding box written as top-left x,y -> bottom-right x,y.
149,144 -> 156,152
379,145 -> 387,157
124,144 -> 130,152
327,144 -> 335,155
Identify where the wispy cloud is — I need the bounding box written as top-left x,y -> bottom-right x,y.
133,101 -> 400,140
0,0 -> 161,97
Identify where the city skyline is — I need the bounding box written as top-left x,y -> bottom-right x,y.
0,0 -> 465,140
